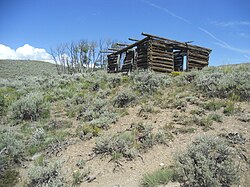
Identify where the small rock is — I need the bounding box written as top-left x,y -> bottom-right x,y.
159,163 -> 165,167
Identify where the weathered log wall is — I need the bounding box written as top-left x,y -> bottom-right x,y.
107,54 -> 119,73
121,50 -> 134,72
107,33 -> 211,73
187,49 -> 209,70
148,39 -> 174,73
136,40 -> 149,69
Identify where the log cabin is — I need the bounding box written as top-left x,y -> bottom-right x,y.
106,33 -> 212,73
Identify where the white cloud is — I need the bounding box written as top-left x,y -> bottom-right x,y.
0,44 -> 53,62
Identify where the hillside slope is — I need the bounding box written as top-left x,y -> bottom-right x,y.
0,64 -> 249,187
0,60 -> 57,78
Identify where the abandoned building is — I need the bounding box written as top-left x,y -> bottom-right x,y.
106,33 -> 212,73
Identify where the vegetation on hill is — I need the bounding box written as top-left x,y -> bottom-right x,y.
0,62 -> 249,187
0,60 -> 57,79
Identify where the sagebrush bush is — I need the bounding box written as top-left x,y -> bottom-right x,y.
113,89 -> 136,108
76,98 -> 118,129
28,161 -> 65,187
132,71 -> 172,95
0,130 -> 24,187
107,74 -> 121,88
10,93 -> 50,121
30,128 -> 46,146
175,136 -> 239,187
194,65 -> 250,101
94,123 -> 154,160
0,93 -> 4,115
0,130 -> 24,161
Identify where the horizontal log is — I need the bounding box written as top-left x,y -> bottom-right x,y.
111,37 -> 150,56
150,47 -> 172,53
108,64 -> 118,67
100,51 -> 113,53
151,58 -> 173,64
151,61 -> 173,68
108,57 -> 118,61
151,46 -> 173,52
122,65 -> 132,70
189,53 -> 209,60
137,62 -> 148,66
189,56 -> 208,63
174,62 -> 183,66
124,56 -> 133,60
137,49 -> 147,52
116,43 -> 130,46
174,58 -> 183,62
136,56 -> 150,61
150,51 -> 173,58
188,59 -> 208,65
108,59 -> 118,62
108,62 -> 118,65
151,43 -> 168,49
108,59 -> 118,63
189,50 -> 209,56
151,56 -> 173,62
108,48 -> 120,51
128,38 -> 139,41
150,62 -> 173,69
137,51 -> 148,55
137,50 -> 148,55
137,60 -> 148,64
174,58 -> 183,61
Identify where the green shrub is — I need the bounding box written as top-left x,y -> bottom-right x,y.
93,123 -> 154,160
141,168 -> 175,187
201,99 -> 225,111
208,113 -> 223,122
0,93 -> 4,115
223,100 -> 240,116
44,119 -> 72,130
94,132 -> 138,160
80,124 -> 101,138
0,87 -> 20,116
194,65 -> 250,101
175,136 -> 239,187
0,130 -> 24,187
28,160 -> 65,187
10,93 -> 50,121
0,130 -> 24,161
192,115 -> 213,131
0,169 -> 19,187
113,89 -> 136,108
190,108 -> 205,116
107,75 -> 121,88
154,130 -> 173,144
172,113 -> 191,126
132,71 -> 171,95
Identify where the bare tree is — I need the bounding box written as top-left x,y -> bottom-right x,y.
50,39 -> 117,74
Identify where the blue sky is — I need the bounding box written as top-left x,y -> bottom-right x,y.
0,0 -> 250,65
